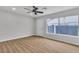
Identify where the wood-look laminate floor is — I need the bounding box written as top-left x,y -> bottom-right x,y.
0,36 -> 79,53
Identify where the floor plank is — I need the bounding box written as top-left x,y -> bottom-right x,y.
0,36 -> 79,53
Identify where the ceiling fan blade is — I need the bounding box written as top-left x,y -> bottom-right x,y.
24,8 -> 32,11
36,11 -> 43,13
26,12 -> 31,13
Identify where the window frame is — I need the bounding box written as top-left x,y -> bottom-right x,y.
46,15 -> 79,37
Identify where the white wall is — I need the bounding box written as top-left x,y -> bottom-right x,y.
35,8 -> 79,46
0,10 -> 34,42
0,7 -> 79,46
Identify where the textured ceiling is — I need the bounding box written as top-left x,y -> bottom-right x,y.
0,6 -> 78,17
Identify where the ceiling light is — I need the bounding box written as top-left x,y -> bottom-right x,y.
12,8 -> 16,11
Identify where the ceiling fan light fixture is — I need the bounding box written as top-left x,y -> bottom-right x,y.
24,6 -> 44,15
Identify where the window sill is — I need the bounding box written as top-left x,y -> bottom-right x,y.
46,32 -> 79,38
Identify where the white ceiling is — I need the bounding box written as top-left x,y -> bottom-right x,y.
0,6 -> 78,18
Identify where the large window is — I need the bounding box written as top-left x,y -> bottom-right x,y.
47,15 -> 79,36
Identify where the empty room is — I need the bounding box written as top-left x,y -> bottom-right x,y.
0,6 -> 79,53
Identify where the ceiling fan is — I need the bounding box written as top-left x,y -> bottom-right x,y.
24,6 -> 46,15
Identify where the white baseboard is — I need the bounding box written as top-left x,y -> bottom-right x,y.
1,33 -> 79,46
0,34 -> 33,42
36,34 -> 79,46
